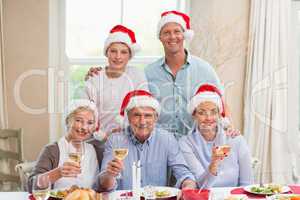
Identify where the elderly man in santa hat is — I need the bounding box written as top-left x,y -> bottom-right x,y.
93,90 -> 197,192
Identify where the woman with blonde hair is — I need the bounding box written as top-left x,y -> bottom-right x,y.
28,99 -> 103,191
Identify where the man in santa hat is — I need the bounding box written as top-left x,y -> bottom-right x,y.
93,90 -> 197,192
144,10 -> 227,138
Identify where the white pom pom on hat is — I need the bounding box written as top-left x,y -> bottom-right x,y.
116,90 -> 160,126
103,25 -> 141,57
187,83 -> 225,117
66,99 -> 98,121
64,99 -> 99,133
157,10 -> 194,41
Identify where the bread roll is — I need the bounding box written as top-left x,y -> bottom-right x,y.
64,189 -> 99,200
64,189 -> 81,200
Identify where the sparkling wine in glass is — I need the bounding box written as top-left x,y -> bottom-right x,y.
112,133 -> 129,178
215,145 -> 231,156
32,175 -> 50,200
113,148 -> 128,160
214,127 -> 231,176
68,140 -> 85,165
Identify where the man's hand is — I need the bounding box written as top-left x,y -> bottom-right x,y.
60,161 -> 81,177
178,179 -> 197,200
106,159 -> 124,177
225,127 -> 240,138
84,66 -> 102,81
222,117 -> 240,138
181,179 -> 197,189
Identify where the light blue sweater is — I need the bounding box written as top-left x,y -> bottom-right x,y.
179,124 -> 253,188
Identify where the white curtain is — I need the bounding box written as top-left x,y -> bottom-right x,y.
244,0 -> 294,184
0,0 -> 12,191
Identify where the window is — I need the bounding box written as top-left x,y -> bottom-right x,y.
65,0 -> 188,99
49,0 -> 189,140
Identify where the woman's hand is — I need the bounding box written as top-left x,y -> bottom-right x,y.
60,161 -> 81,177
209,146 -> 228,176
106,158 -> 124,177
84,66 -> 102,81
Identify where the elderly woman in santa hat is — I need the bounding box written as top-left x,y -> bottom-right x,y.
179,83 -> 252,188
83,25 -> 148,142
28,99 -> 103,192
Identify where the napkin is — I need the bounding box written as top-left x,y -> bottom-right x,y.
289,185 -> 300,194
28,194 -> 35,200
230,188 -> 265,199
182,189 -> 211,200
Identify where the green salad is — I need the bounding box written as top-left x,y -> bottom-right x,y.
250,184 -> 282,194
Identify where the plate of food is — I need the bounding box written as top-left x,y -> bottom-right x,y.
110,186 -> 179,199
266,194 -> 300,200
243,184 -> 291,195
49,185 -> 100,199
50,187 -> 72,199
142,186 -> 180,199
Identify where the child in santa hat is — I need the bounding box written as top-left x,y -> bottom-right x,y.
83,25 -> 148,141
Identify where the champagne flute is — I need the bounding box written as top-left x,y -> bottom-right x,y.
32,175 -> 50,200
214,124 -> 231,176
68,140 -> 85,166
112,133 -> 129,178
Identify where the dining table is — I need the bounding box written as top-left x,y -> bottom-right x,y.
1,185 -> 300,200
0,191 -> 110,200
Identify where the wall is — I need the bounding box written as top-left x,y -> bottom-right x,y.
190,0 -> 250,131
3,0 -> 49,161
2,0 -> 250,160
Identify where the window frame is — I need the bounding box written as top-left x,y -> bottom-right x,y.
48,0 -> 190,141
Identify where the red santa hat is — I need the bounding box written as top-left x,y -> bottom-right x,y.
116,90 -> 160,125
187,83 -> 225,117
157,10 -> 194,41
103,25 -> 141,57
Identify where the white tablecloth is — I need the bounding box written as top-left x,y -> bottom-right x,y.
0,187 -> 263,200
0,192 -> 29,199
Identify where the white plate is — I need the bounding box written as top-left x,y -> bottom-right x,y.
109,186 -> 180,199
49,187 -> 95,199
224,194 -> 248,200
109,190 -> 131,200
145,186 -> 180,199
243,184 -> 291,195
266,194 -> 300,200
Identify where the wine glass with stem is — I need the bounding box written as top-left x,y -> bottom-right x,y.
112,133 -> 129,179
32,174 -> 51,200
213,120 -> 231,177
68,140 -> 85,168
